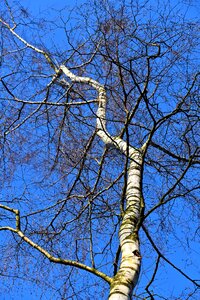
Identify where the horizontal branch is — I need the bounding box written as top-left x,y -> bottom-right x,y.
3,97 -> 97,107
151,141 -> 200,164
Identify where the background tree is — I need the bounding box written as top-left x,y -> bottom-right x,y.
0,0 -> 200,299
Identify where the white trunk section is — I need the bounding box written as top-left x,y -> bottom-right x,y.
109,153 -> 142,300
60,65 -> 142,299
94,77 -> 143,299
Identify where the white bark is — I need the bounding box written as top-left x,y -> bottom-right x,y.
60,65 -> 143,299
109,153 -> 142,300
93,73 -> 143,299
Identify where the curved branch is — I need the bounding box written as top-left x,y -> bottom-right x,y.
0,18 -> 57,70
150,141 -> 200,165
142,225 -> 200,288
0,205 -> 112,284
145,255 -> 161,298
144,154 -> 195,220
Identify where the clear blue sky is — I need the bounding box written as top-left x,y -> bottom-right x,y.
1,0 -> 200,299
20,0 -> 84,13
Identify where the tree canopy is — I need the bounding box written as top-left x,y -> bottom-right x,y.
0,0 -> 200,299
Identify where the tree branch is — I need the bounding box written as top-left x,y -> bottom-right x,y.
150,141 -> 200,165
142,225 -> 200,288
0,205 -> 112,284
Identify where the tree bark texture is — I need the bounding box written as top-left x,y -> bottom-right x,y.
109,152 -> 142,300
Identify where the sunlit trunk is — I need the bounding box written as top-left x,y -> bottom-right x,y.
61,64 -> 144,299
109,152 -> 142,300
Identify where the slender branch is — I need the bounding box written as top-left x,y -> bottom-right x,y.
150,141 -> 200,165
145,255 -> 161,297
144,154 -> 194,220
142,225 -> 200,288
0,18 -> 57,70
0,205 -> 112,284
113,245 -> 121,275
0,204 -> 21,230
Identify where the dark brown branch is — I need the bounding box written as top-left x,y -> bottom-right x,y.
145,255 -> 161,298
142,225 -> 200,288
150,141 -> 200,165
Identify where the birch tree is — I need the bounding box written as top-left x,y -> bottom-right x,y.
0,0 -> 200,299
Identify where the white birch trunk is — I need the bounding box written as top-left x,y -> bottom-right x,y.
60,65 -> 142,299
92,76 -> 142,299
108,152 -> 142,300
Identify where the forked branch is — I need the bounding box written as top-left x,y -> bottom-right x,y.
0,204 -> 112,284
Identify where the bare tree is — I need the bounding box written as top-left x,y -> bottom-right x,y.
0,0 -> 200,299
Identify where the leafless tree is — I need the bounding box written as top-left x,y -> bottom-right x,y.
0,0 -> 200,299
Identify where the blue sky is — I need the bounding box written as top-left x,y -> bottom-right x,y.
1,0 -> 200,299
19,0 -> 83,13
